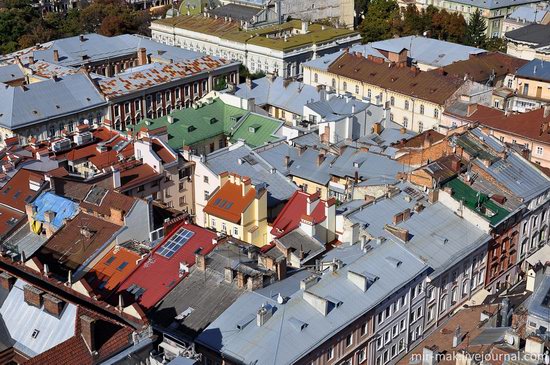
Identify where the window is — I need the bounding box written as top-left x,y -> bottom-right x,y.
404,100 -> 409,110
233,226 -> 239,236
331,78 -> 336,88
203,176 -> 209,183
434,109 -> 439,118
384,331 -> 391,344
494,100 -> 500,108
343,82 -> 347,91
357,348 -> 366,363
403,117 -> 408,128
211,218 -> 216,228
427,305 -> 435,321
204,190 -> 210,200
420,104 -> 425,114
327,346 -> 334,360
390,96 -> 395,106
399,338 -> 405,352
390,113 -> 394,121
367,89 -> 372,98
360,322 -> 367,336
507,79 -> 513,88
400,318 -> 406,332
391,344 -> 397,358
537,146 -> 544,156
314,73 -> 318,83
523,83 -> 529,95
221,222 -> 227,232
179,196 -> 186,206
377,337 -> 383,350
355,85 -> 360,94
392,324 -> 398,337
418,121 -> 424,133
345,333 -> 353,347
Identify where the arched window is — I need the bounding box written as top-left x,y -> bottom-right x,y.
420,104 -> 425,114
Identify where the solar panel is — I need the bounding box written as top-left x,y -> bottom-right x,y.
157,228 -> 195,258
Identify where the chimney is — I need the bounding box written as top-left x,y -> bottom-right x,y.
500,297 -> 510,327
422,346 -> 437,365
247,275 -> 264,290
525,335 -> 544,355
23,285 -> 44,308
0,272 -> 15,291
224,267 -> 234,283
467,103 -> 478,117
316,153 -> 325,166
428,189 -> 439,203
393,212 -> 404,224
402,208 -> 411,221
544,105 -> 550,118
44,210 -> 55,224
400,127 -> 407,134
236,271 -> 247,288
301,20 -> 309,34
450,159 -> 461,172
137,47 -> 148,66
79,34 -> 85,42
300,275 -> 320,290
109,207 -> 124,224
112,168 -> 121,189
373,122 -> 383,135
43,293 -> 65,317
246,77 -> 252,88
256,303 -> 274,326
195,252 -> 206,271
29,56 -> 35,65
53,49 -> 59,62
80,315 -> 96,353
284,155 -> 290,167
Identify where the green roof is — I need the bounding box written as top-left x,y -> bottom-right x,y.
154,17 -> 358,51
135,98 -> 282,150
444,178 -> 510,226
229,114 -> 281,147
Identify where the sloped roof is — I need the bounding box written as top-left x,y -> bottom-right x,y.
228,112 -> 282,147
0,168 -> 44,212
0,64 -> 24,84
271,190 -> 329,238
117,222 -> 217,309
80,187 -> 137,218
204,142 -> 297,207
31,191 -> 78,230
0,74 -> 106,130
505,23 -> 550,47
442,52 -> 527,82
329,53 -> 465,105
516,58 -> 550,82
204,177 -> 258,223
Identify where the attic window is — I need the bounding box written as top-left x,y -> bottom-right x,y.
187,126 -> 196,132
248,124 -> 260,133
32,110 -> 38,115
56,105 -> 60,109
209,118 -> 217,124
31,329 -> 40,339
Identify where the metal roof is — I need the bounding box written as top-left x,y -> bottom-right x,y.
527,274 -> 550,322
204,142 -> 297,207
0,64 -> 24,84
306,95 -> 372,122
0,279 -> 77,357
516,59 -> 550,82
0,73 -> 106,130
196,239 -> 427,365
234,77 -> 323,116
443,0 -> 540,10
507,5 -> 549,23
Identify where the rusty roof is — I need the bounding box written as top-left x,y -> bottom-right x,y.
443,52 -> 528,83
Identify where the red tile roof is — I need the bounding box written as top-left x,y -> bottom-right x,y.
80,188 -> 137,218
0,168 -> 44,212
24,306 -> 133,365
118,161 -> 161,192
443,52 -> 528,83
0,205 -> 24,237
393,130 -> 445,148
203,175 -> 258,224
452,105 -> 550,145
116,222 -> 217,309
328,52 -> 465,105
151,138 -> 177,164
270,190 -> 330,238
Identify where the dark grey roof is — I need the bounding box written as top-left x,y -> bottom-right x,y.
505,24 -> 550,47
275,229 -> 325,263
208,4 -> 262,21
527,274 -> 550,322
516,59 -> 550,82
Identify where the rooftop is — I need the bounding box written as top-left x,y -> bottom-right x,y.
154,18 -> 358,51
135,98 -> 281,150
442,0 -> 540,10
202,142 -> 297,208
117,222 -> 217,309
516,58 -> 550,82
197,239 -> 427,364
0,168 -> 44,212
30,191 -> 79,230
328,52 -> 465,105
0,64 -> 24,84
35,212 -> 122,278
203,174 -> 259,224
505,23 -> 550,47
97,56 -> 235,98
527,274 -> 550,323
0,74 -> 106,130
234,76 -> 323,116
442,52 -> 527,83
80,186 -> 137,218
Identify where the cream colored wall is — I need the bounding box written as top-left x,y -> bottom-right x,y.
507,43 -> 550,62
483,128 -> 550,168
304,65 -> 443,132
513,76 -> 550,101
292,176 -> 329,199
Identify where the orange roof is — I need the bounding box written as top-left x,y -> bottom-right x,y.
85,245 -> 144,294
0,205 -> 24,237
151,139 -> 177,164
118,161 -> 160,191
204,178 -> 257,224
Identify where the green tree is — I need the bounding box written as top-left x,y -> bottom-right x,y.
484,37 -> 507,51
464,9 -> 487,47
359,0 -> 400,43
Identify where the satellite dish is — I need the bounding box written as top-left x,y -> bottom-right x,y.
277,293 -> 284,304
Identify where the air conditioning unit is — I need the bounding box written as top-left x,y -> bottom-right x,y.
51,138 -> 72,153
74,131 -> 93,146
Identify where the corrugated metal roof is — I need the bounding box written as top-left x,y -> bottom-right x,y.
0,279 -> 77,357
0,64 -> 24,84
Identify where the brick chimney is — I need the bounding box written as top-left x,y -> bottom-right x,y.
43,293 -> 65,317
109,207 -> 124,224
428,189 -> 439,203
316,153 -> 325,166
137,48 -> 148,66
236,271 -> 247,288
23,285 -> 44,308
373,122 -> 383,135
224,267 -> 234,283
80,315 -> 96,353
195,252 -> 206,271
53,49 -> 59,63
0,272 -> 15,291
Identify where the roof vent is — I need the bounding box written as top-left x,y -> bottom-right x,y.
300,275 -> 320,290
256,303 -> 275,326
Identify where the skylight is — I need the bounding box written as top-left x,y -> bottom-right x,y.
157,227 -> 195,258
